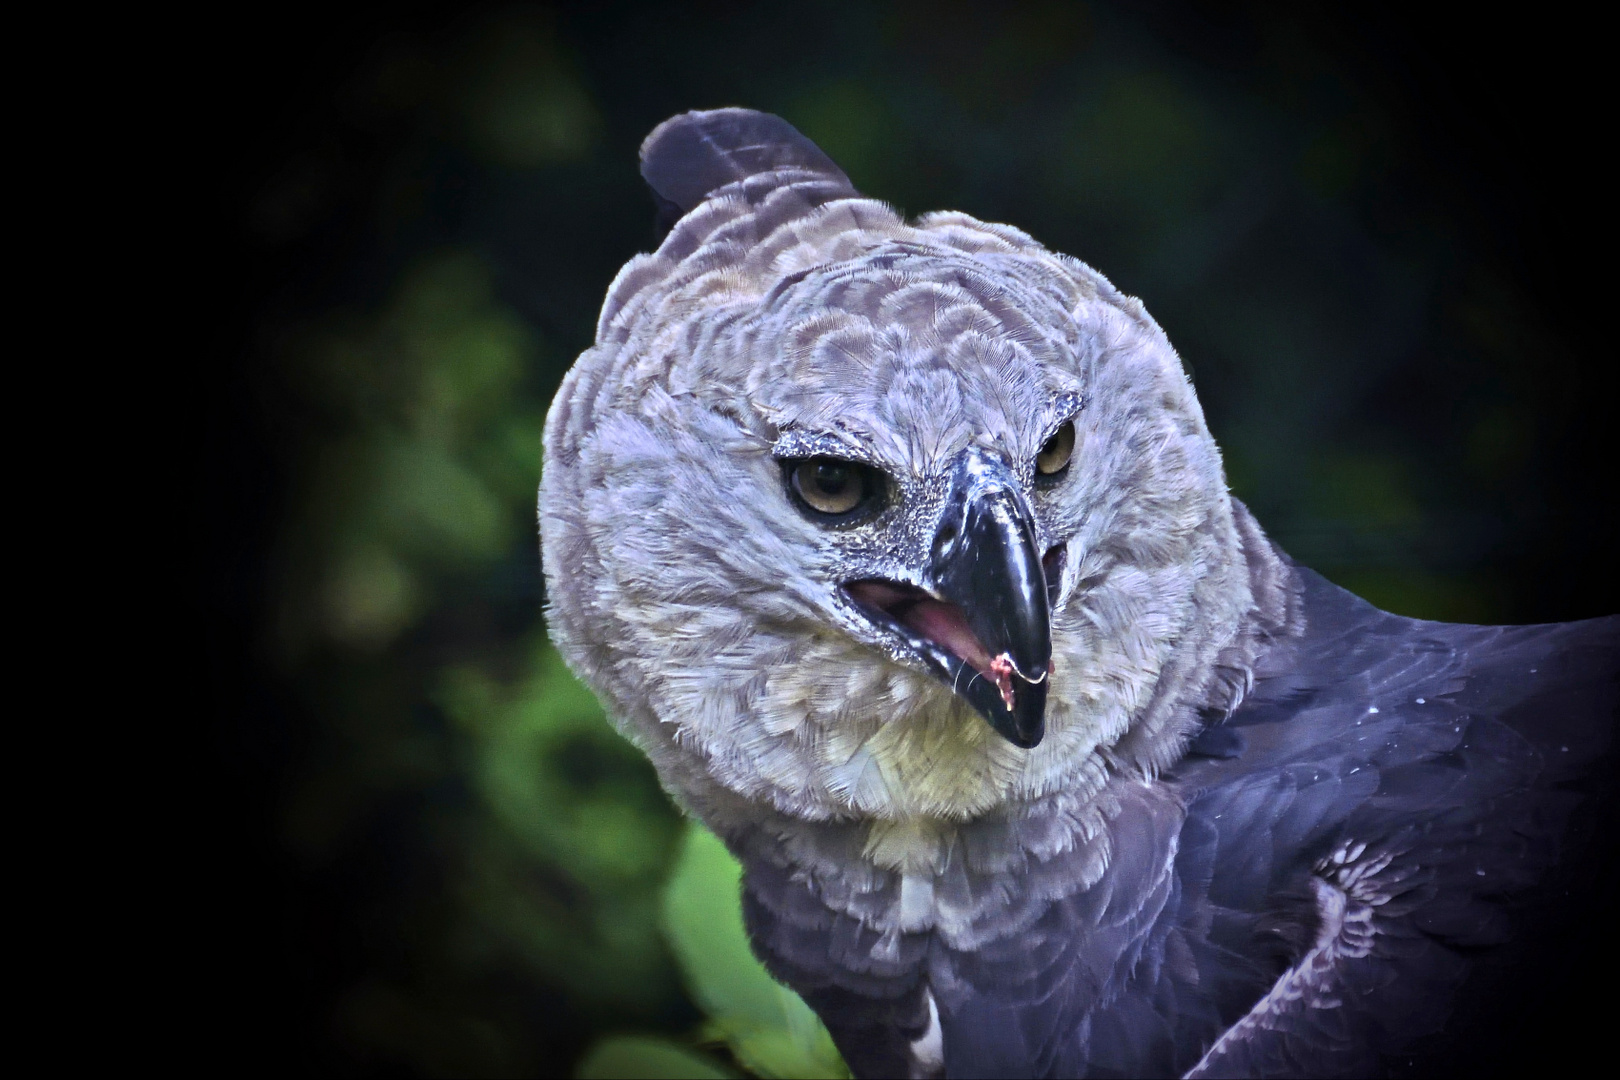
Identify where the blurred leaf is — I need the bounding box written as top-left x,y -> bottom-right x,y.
576,1036 -> 737,1080
663,824 -> 849,1079
474,408 -> 547,503
442,643 -> 677,885
276,251 -> 540,656
440,641 -> 683,1011
289,253 -> 532,440
320,542 -> 423,650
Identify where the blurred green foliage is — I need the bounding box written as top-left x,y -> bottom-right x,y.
240,3 -> 1600,1075
561,822 -> 852,1078
275,253 -> 540,658
440,647 -> 677,1012
661,825 -> 848,1079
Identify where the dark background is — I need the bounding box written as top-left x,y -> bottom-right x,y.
194,2 -> 1615,1074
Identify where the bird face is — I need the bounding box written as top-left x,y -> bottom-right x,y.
777,402 -> 1077,750
545,217 -> 1246,823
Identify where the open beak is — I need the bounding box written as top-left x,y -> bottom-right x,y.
845,448 -> 1054,748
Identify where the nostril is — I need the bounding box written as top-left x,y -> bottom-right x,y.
935,522 -> 958,555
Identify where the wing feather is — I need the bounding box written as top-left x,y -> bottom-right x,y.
639,108 -> 854,228
739,565 -> 1617,1077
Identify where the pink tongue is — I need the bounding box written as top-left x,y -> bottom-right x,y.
845,581 -> 1012,701
898,599 -> 995,678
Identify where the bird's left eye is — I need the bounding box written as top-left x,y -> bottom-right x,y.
786,457 -> 883,520
1036,421 -> 1077,478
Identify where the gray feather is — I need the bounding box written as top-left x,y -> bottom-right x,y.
640,108 -> 853,230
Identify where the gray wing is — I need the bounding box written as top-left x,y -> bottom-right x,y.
919,569 -> 1615,1078
1169,570 -> 1618,1078
744,569 -> 1617,1078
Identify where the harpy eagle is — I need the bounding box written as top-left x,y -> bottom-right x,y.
539,109 -> 1619,1077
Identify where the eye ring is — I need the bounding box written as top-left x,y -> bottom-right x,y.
784,457 -> 886,523
1036,421 -> 1077,479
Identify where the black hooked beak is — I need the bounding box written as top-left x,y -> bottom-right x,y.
927,448 -> 1052,747
843,448 -> 1055,748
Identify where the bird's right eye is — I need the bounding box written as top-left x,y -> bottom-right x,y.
786,457 -> 883,521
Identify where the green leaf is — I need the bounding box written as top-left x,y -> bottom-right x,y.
436,643 -> 682,1011
662,823 -> 849,1079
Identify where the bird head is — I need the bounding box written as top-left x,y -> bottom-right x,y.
541,110 -> 1256,826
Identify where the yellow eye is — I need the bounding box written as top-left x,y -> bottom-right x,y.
1036,421 -> 1076,477
789,457 -> 873,516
